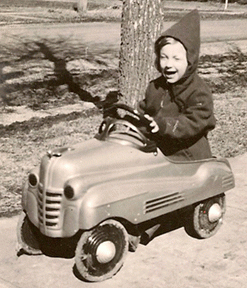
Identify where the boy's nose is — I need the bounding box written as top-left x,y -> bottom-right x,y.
165,58 -> 173,68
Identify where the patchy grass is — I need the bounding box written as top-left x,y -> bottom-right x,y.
201,48 -> 247,157
199,47 -> 247,94
209,88 -> 247,157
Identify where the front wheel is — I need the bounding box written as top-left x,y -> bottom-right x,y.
17,212 -> 43,255
75,219 -> 128,282
184,194 -> 226,239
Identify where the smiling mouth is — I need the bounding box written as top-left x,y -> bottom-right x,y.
164,70 -> 176,77
163,70 -> 178,82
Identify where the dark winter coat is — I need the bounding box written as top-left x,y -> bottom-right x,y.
138,10 -> 216,161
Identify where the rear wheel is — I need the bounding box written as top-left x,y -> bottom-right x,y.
184,194 -> 226,239
75,220 -> 128,282
17,212 -> 42,255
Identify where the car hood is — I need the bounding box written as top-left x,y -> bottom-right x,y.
39,138 -> 164,189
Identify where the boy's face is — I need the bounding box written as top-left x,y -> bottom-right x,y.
159,41 -> 188,83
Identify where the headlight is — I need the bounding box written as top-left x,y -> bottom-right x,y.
64,185 -> 74,199
28,173 -> 38,187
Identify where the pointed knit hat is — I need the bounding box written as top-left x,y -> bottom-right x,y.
155,9 -> 200,76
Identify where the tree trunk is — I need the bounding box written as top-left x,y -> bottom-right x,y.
119,0 -> 162,106
77,0 -> 88,13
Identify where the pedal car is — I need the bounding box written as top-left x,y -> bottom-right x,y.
17,103 -> 235,282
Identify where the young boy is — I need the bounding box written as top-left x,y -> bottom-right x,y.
138,9 -> 216,161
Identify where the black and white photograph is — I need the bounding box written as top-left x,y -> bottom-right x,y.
0,0 -> 246,287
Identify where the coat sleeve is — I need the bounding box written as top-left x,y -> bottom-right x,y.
154,85 -> 216,140
137,83 -> 152,114
137,80 -> 163,116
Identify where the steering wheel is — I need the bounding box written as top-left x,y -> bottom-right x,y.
107,103 -> 152,128
98,103 -> 157,153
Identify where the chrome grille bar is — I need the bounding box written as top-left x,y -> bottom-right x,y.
38,186 -> 62,227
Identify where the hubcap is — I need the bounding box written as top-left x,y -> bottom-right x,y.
208,203 -> 222,223
96,241 -> 116,264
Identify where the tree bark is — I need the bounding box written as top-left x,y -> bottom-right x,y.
119,0 -> 162,106
77,0 -> 88,13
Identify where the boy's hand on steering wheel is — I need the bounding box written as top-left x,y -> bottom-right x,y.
144,114 -> 159,133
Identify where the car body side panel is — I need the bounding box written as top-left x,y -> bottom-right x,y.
22,137 -> 234,237
78,161 -> 234,229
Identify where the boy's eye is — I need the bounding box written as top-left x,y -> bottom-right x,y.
160,55 -> 167,59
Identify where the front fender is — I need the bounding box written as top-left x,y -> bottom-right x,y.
22,167 -> 40,228
78,179 -> 152,230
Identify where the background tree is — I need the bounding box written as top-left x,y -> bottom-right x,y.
77,0 -> 88,13
118,0 -> 163,106
224,0 -> 229,10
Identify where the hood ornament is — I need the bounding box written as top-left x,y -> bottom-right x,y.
47,147 -> 74,158
47,150 -> 62,158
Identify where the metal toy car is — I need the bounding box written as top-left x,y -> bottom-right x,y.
17,103 -> 235,282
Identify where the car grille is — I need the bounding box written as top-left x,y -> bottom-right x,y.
144,192 -> 184,214
38,186 -> 62,227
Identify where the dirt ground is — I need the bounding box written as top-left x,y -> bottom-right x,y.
0,152 -> 246,288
